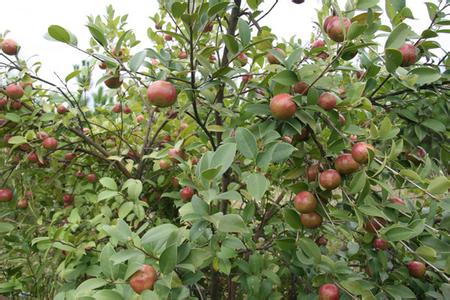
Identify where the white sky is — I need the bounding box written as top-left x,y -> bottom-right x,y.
1,0 -> 446,82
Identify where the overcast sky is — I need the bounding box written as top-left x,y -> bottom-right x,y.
1,0 -> 446,82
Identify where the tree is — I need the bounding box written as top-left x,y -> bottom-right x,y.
0,0 -> 449,299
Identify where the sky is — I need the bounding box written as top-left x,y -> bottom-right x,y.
1,0 -> 446,82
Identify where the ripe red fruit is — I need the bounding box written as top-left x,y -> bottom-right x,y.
2,39 -> 18,55
17,198 -> 28,209
293,81 -> 309,95
270,93 -> 296,120
316,235 -> 328,246
104,76 -> 123,89
203,22 -> 214,33
323,16 -> 337,33
159,159 -> 171,170
129,264 -> 158,294
326,17 -> 351,42
416,146 -> 427,158
99,61 -> 107,69
300,212 -> 323,228
164,34 -> 173,41
311,39 -> 325,49
178,51 -> 188,59
319,169 -> 341,190
27,152 -> 39,163
407,261 -> 426,278
112,103 -> 122,113
0,188 -> 14,202
281,135 -> 292,144
389,196 -> 405,205
57,104 -> 68,114
306,163 -> 320,182
293,128 -> 310,142
171,177 -> 180,188
42,137 -> 58,150
294,191 -> 317,213
334,154 -> 360,175
266,47 -> 285,64
11,100 -> 22,110
63,194 -> 74,205
64,153 -> 77,161
318,92 -> 337,110
19,143 -> 31,152
123,105 -> 132,114
237,52 -> 248,66
136,114 -> 145,123
75,170 -> 85,178
180,187 -> 194,202
373,238 -> 389,250
242,74 -> 253,83
6,84 -> 24,100
364,218 -> 385,233
399,43 -> 417,67
319,283 -> 340,300
147,80 -> 177,107
351,142 -> 374,164
37,131 -> 49,140
168,148 -> 185,162
25,191 -> 33,199
0,98 -> 8,109
86,173 -> 97,183
191,156 -> 199,165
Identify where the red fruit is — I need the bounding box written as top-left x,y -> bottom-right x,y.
0,188 -> 14,202
237,52 -> 248,66
171,177 -> 180,188
191,157 -> 199,165
407,261 -> 426,278
164,34 -> 173,41
270,93 -> 296,120
338,114 -> 346,126
123,105 -> 132,114
17,198 -> 28,209
147,80 -> 177,107
300,212 -> 323,228
75,170 -> 84,178
293,191 -> 317,213
364,218 -> 385,233
0,98 -> 8,109
242,74 -> 253,83
326,17 -> 351,42
99,61 -> 107,69
319,283 -> 340,300
129,264 -> 158,294
2,39 -> 18,55
316,235 -> 328,246
355,70 -> 365,80
373,238 -> 389,250
63,194 -> 74,205
180,186 -> 194,202
323,16 -> 337,33
25,191 -> 33,199
203,22 -> 214,33
178,51 -> 188,59
293,81 -> 309,95
42,137 -> 58,150
104,76 -> 123,89
112,103 -> 122,113
293,128 -> 310,142
306,163 -> 320,182
6,84 -> 24,100
136,114 -> 145,123
3,134 -> 12,143
281,135 -> 292,144
318,92 -> 337,110
389,196 -> 405,205
266,47 -> 285,64
57,104 -> 68,114
416,146 -> 426,158
179,122 -> 189,131
86,173 -> 97,183
19,143 -> 31,152
311,39 -> 325,49
127,150 -> 139,160
351,142 -> 374,164
37,131 -> 49,140
159,159 -> 171,170
155,23 -> 162,30
334,154 -> 360,175
168,148 -> 185,162
319,169 -> 341,190
11,100 -> 22,110
27,152 -> 39,163
349,134 -> 357,142
399,43 -> 417,67
209,54 -> 216,62
64,153 -> 77,161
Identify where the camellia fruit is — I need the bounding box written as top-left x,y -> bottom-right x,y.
147,80 -> 177,107
136,114 -> 145,123
323,16 -> 337,33
86,173 -> 97,183
17,198 -> 28,209
6,84 -> 24,100
351,142 -> 374,164
64,153 -> 77,161
300,212 -> 323,229
389,196 -> 405,205
242,74 -> 253,84
399,43 -> 417,67
42,137 -> 58,150
1,39 -> 18,55
319,283 -> 340,300
159,159 -> 171,170
311,39 -> 326,49
407,261 -> 426,278
112,103 -> 122,113
319,169 -> 341,190
237,52 -> 248,66
306,163 -> 320,182
123,105 -> 132,114
293,81 -> 309,95
27,152 -> 39,163
364,217 -> 385,233
0,188 -> 14,202
168,148 -> 185,162
129,264 -> 158,294
334,153 -> 360,175
373,238 -> 389,250
266,47 -> 285,64
63,194 -> 74,205
293,128 -> 310,142
180,186 -> 195,202
104,76 -> 123,89
270,93 -> 296,120
293,191 -> 317,213
57,104 -> 68,114
326,17 -> 351,42
164,34 -> 173,41
318,92 -> 337,110
178,51 -> 188,59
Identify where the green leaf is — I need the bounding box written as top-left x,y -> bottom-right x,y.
271,70 -> 298,86
171,1 -> 187,18
8,136 -> 27,145
160,244 -> 177,274
409,67 -> 441,85
201,167 -> 222,180
298,238 -> 321,263
356,0 -> 379,9
238,18 -> 251,45
384,48 -> 402,73
110,249 -> 142,265
223,34 -> 239,55
244,173 -> 269,201
122,179 -> 142,200
235,127 -> 257,159
208,2 -> 230,17
350,170 -> 367,193
218,214 -> 247,233
422,119 -> 446,133
385,23 -> 410,49
118,202 -> 134,218
427,176 -> 450,194
384,285 -> 416,299
211,143 -> 236,178
283,208 -> 301,230
65,70 -> 81,82
93,290 -> 123,300
48,25 -> 71,44
129,50 -> 147,72
271,142 -> 296,162
99,177 -> 118,190
347,23 -> 368,40
0,222 -> 14,233
415,245 -> 437,260
76,278 -> 107,292
97,190 -> 119,201
87,24 -> 107,47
